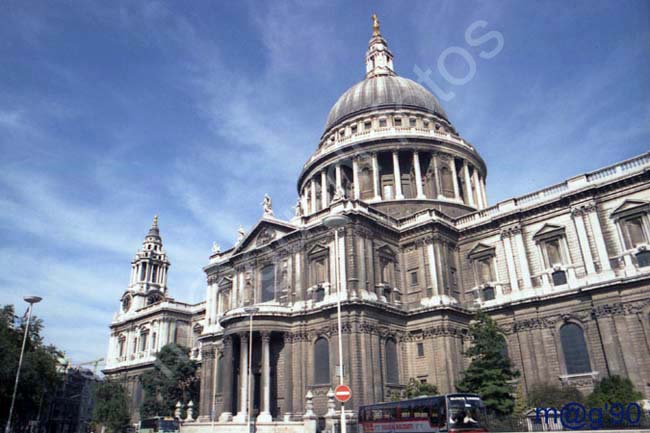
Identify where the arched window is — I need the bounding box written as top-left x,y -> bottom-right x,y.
385,339 -> 399,383
313,338 -> 330,384
560,323 -> 591,374
261,265 -> 275,302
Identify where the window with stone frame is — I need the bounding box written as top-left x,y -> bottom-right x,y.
140,330 -> 149,352
308,246 -> 329,287
313,337 -> 330,384
385,338 -> 399,384
534,224 -> 570,285
440,165 -> 455,198
260,264 -> 275,302
359,164 -> 374,200
379,255 -> 396,286
118,336 -> 126,357
467,243 -> 496,287
611,200 -> 650,251
482,286 -> 495,301
559,323 -> 591,374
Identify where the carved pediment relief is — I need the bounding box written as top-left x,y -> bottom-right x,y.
233,219 -> 297,254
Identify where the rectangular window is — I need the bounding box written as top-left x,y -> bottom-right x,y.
423,119 -> 430,128
546,238 -> 563,266
623,217 -> 647,249
410,271 -> 418,286
394,117 -> 402,126
379,118 -> 387,127
364,120 -> 372,130
417,342 -> 424,357
409,118 -> 417,127
351,125 -> 358,134
478,258 -> 493,284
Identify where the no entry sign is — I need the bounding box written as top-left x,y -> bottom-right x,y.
334,384 -> 352,402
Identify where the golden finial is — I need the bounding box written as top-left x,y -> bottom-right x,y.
372,14 -> 380,37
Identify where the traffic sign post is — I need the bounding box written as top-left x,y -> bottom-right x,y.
334,384 -> 352,403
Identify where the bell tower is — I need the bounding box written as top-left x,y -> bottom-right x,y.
119,216 -> 171,314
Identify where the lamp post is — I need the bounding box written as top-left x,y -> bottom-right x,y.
243,306 -> 259,433
323,214 -> 350,433
5,296 -> 42,433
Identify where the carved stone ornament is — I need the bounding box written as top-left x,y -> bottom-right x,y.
256,227 -> 276,246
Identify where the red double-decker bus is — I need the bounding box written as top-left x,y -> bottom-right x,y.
359,394 -> 488,433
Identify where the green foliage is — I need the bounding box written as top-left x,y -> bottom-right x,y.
512,382 -> 528,414
456,310 -> 519,415
0,304 -> 62,431
527,383 -> 583,409
404,378 -> 439,399
92,381 -> 131,433
139,344 -> 199,418
587,375 -> 643,409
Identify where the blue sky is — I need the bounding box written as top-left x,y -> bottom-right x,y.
1,0 -> 648,365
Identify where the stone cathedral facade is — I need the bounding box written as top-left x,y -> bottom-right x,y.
104,20 -> 650,423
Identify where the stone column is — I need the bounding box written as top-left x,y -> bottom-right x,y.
301,190 -> 308,217
371,152 -> 381,200
472,169 -> 484,209
512,228 -> 532,289
258,332 -> 272,421
427,240 -> 439,297
219,337 -> 234,421
310,179 -> 317,214
413,151 -> 425,199
335,163 -> 342,191
463,162 -> 475,207
392,151 -> 404,199
199,345 -> 215,420
480,176 -> 488,207
352,157 -> 360,200
321,170 -> 328,209
587,206 -> 612,271
450,158 -> 460,201
572,208 -> 596,275
433,154 -> 442,199
501,231 -> 519,291
234,333 -> 249,422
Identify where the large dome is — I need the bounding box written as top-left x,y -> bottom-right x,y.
324,75 -> 448,132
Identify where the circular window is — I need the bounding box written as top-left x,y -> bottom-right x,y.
122,295 -> 131,312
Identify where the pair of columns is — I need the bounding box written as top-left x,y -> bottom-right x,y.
572,205 -> 612,274
501,228 -> 532,291
234,332 -> 272,422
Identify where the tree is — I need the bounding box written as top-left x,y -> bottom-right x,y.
404,378 -> 439,399
527,383 -> 583,409
456,311 -> 519,415
92,381 -> 131,433
513,381 -> 528,415
0,305 -> 62,431
139,344 -> 199,418
587,375 -> 642,409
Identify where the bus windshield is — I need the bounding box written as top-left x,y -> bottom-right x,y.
447,396 -> 485,429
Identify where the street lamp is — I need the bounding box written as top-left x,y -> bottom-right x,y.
5,296 -> 42,433
323,214 -> 351,433
243,306 -> 259,433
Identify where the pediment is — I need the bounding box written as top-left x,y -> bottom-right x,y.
611,199 -> 649,219
467,242 -> 496,259
216,276 -> 233,287
376,244 -> 398,257
532,223 -> 565,241
307,243 -> 329,256
233,218 -> 297,254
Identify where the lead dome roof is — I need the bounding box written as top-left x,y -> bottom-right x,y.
324,75 -> 448,132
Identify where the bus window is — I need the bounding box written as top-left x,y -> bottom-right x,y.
413,405 -> 428,419
399,405 -> 411,419
373,409 -> 383,421
439,400 -> 447,430
430,403 -> 440,426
